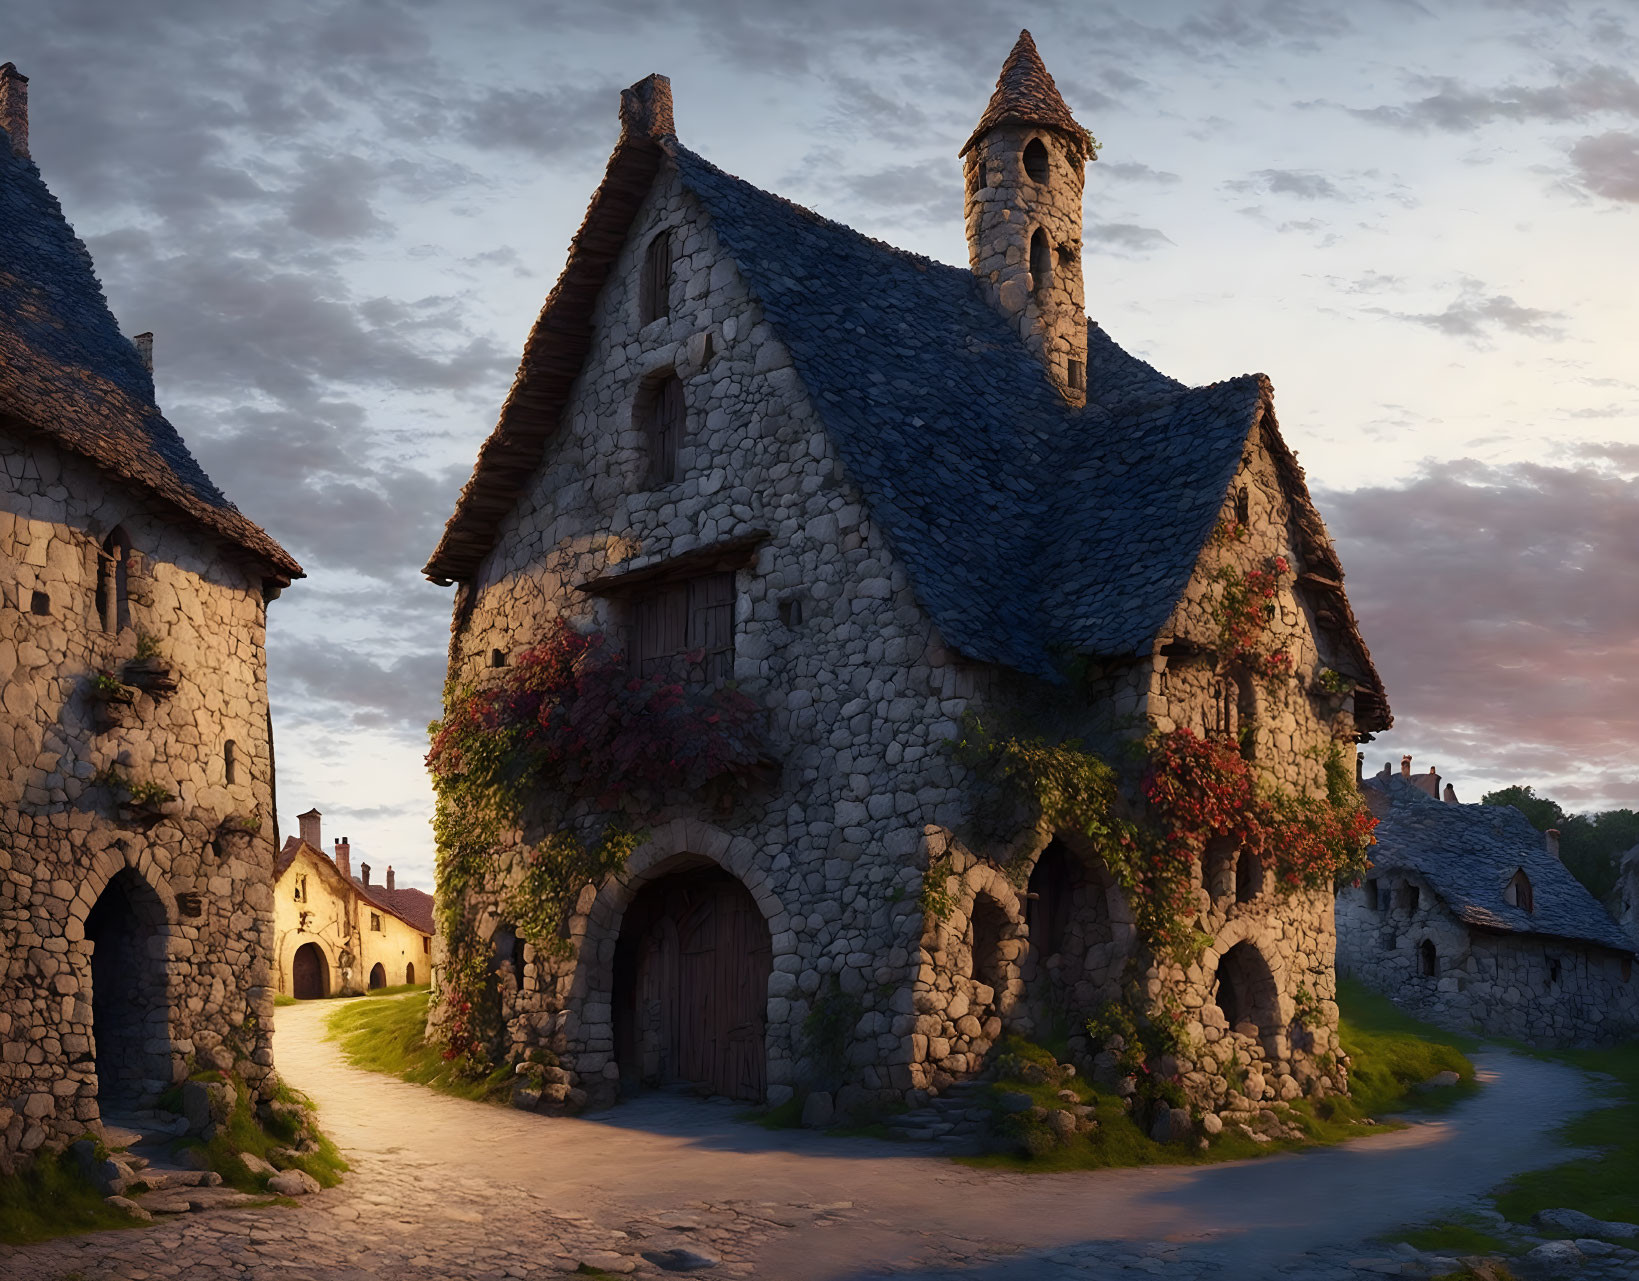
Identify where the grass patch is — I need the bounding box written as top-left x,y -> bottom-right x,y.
326,989 -> 514,1104
273,994 -> 296,1007
275,982 -> 429,1007
172,1077 -> 346,1193
0,1147 -> 137,1245
1335,978 -> 1478,1115
1393,1214 -> 1515,1256
1493,1039 -> 1639,1228
959,985 -> 1477,1173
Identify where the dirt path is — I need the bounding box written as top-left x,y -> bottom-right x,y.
0,996 -> 1606,1280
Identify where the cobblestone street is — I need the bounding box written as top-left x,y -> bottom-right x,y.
0,998 -> 1628,1280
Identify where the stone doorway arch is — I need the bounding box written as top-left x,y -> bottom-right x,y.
85,867 -> 172,1107
369,962 -> 387,990
292,942 -> 329,999
1021,837 -> 1129,1034
1214,941 -> 1281,1039
405,962 -> 416,985
611,864 -> 771,1102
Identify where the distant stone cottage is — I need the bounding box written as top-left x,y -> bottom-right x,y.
425,34 -> 1390,1120
1339,760 -> 1637,1046
0,65 -> 302,1171
273,808 -> 434,999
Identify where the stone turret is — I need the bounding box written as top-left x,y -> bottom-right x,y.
961,31 -> 1096,404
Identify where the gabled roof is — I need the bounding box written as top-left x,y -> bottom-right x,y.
276,837 -> 434,937
1363,776 -> 1634,955
425,92 -> 1388,724
0,137 -> 300,584
960,29 -> 1093,159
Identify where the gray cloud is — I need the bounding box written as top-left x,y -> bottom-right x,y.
1352,64 -> 1639,132
1568,129 -> 1639,200
1227,167 -> 1347,199
271,641 -> 447,736
1086,221 -> 1174,254
1100,160 -> 1181,185
1365,281 -> 1566,344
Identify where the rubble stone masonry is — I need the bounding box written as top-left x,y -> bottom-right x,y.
0,434 -> 279,1172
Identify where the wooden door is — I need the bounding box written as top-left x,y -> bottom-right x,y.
677,876 -> 770,1101
292,943 -> 327,1000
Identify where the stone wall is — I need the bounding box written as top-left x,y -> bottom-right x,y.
438,155 -> 1361,1121
1337,873 -> 1638,1046
0,434 -> 279,1172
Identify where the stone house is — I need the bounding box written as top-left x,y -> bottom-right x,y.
0,64 -> 302,1172
424,34 -> 1390,1119
1338,760 -> 1637,1046
272,808 -> 434,998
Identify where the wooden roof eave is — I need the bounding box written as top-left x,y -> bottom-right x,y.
423,132 -> 671,587
1254,388 -> 1392,734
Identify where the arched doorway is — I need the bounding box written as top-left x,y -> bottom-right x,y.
1214,941 -> 1280,1038
85,868 -> 171,1106
405,962 -> 416,985
368,962 -> 386,990
292,942 -> 328,999
1022,840 -> 1121,1028
612,864 -> 771,1102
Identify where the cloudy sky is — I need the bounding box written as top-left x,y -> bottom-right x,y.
9,0 -> 1638,885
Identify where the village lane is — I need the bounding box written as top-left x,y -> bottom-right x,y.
0,996 -> 1614,1281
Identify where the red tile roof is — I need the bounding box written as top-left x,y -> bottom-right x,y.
275,836 -> 435,937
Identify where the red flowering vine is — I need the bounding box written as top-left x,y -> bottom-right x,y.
1211,526 -> 1293,679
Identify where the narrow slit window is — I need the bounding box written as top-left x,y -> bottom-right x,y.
96,528 -> 131,633
1235,486 -> 1250,526
1418,938 -> 1437,977
644,375 -> 685,485
490,648 -> 507,668
224,739 -> 237,785
1067,358 -> 1085,392
640,229 -> 672,325
1029,228 -> 1051,293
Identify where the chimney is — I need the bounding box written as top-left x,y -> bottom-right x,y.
134,332 -> 153,372
386,865 -> 395,891
619,74 -> 675,142
360,862 -> 371,886
1545,829 -> 1561,861
297,807 -> 321,850
0,63 -> 28,160
1443,783 -> 1460,804
334,837 -> 351,881
1400,754 -> 1413,779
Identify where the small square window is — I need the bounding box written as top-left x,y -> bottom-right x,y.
370,912 -> 383,932
29,589 -> 48,615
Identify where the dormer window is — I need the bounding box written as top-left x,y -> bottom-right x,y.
1022,137 -> 1049,183
1505,869 -> 1535,913
640,228 -> 672,325
1029,228 -> 1051,293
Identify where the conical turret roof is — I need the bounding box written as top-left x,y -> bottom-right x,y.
960,29 -> 1092,159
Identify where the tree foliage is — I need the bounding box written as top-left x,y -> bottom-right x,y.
1481,785 -> 1638,901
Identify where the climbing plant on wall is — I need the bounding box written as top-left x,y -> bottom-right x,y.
425,618 -> 768,1071
1209,522 -> 1293,679
953,719 -> 1376,964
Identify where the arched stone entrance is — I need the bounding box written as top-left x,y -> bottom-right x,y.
369,962 -> 386,990
612,863 -> 772,1102
406,962 -> 416,985
1021,838 -> 1126,1033
85,867 -> 171,1107
292,942 -> 329,999
1214,941 -> 1281,1038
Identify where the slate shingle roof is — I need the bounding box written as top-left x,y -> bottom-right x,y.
0,138 -> 300,582
677,147 -> 1258,679
426,101 -> 1389,723
959,30 -> 1093,159
1363,776 -> 1634,954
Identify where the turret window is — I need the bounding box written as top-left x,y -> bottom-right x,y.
1022,137 -> 1049,183
1029,228 -> 1051,293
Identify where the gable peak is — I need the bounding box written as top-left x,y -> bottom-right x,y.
961,29 -> 1091,159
